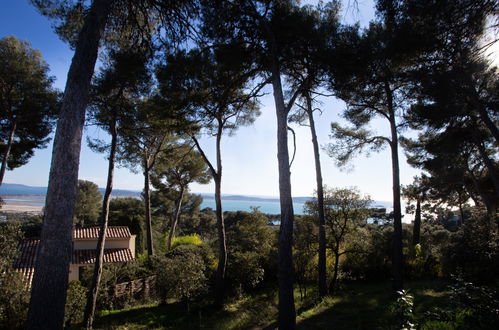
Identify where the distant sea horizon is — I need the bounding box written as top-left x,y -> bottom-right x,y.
0,183 -> 392,215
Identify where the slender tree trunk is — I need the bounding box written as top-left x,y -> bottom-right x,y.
475,141 -> 499,199
464,183 -> 481,207
305,94 -> 327,297
166,186 -> 185,250
386,83 -> 403,292
191,134 -> 227,307
143,157 -> 154,256
468,169 -> 494,214
26,1 -> 113,328
0,121 -> 16,186
331,249 -> 340,294
84,120 -> 117,329
412,199 -> 421,246
458,203 -> 465,225
476,105 -> 499,145
214,128 -> 227,308
271,55 -> 296,330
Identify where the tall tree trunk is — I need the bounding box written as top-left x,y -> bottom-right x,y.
305,94 -> 327,297
386,83 -> 404,292
458,202 -> 465,225
166,186 -> 185,250
412,199 -> 421,246
191,134 -> 227,307
83,119 -> 117,329
26,1 -> 113,328
0,121 -> 16,186
468,169 -> 494,214
214,128 -> 227,308
143,157 -> 154,256
476,105 -> 499,145
331,249 -> 340,294
271,54 -> 296,330
475,141 -> 499,199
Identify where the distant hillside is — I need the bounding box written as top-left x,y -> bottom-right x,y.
0,183 -> 47,195
0,183 -> 141,198
199,193 -> 311,203
0,183 -> 391,208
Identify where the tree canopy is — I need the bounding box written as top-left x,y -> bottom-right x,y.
0,36 -> 60,185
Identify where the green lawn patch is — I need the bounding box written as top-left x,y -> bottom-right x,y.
93,280 -> 453,329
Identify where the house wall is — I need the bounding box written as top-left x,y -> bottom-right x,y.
130,235 -> 136,257
69,264 -> 79,281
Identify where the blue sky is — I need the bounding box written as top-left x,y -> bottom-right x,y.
1,0 -> 424,202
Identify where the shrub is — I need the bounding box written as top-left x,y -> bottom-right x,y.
0,271 -> 29,329
420,275 -> 499,329
0,221 -> 28,329
448,274 -> 499,328
153,245 -> 208,307
387,290 -> 416,330
170,234 -> 203,249
341,224 -> 393,281
225,210 -> 276,296
64,281 -> 87,327
442,213 -> 499,282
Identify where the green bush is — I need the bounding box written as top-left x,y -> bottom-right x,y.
153,245 -> 208,306
170,234 -> 203,249
341,224 -> 393,281
387,290 -> 416,330
442,214 -> 499,282
64,280 -> 87,327
420,275 -> 499,329
225,210 -> 276,296
420,320 -> 460,330
0,271 -> 29,329
0,221 -> 28,329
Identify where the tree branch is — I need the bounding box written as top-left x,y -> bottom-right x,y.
191,135 -> 217,178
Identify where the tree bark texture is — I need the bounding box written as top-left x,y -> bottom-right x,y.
468,169 -> 495,214
412,199 -> 421,246
191,133 -> 227,307
271,56 -> 296,329
166,186 -> 185,250
476,103 -> 499,145
388,99 -> 404,292
214,127 -> 227,308
475,141 -> 499,199
458,203 -> 465,225
331,249 -> 340,293
26,1 -> 113,328
143,157 -> 154,256
84,120 -> 117,329
0,121 -> 16,186
305,95 -> 327,297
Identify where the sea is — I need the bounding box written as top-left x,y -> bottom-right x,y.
0,183 -> 308,215
1,183 -> 392,216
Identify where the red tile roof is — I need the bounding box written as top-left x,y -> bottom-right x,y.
14,239 -> 134,285
14,239 -> 39,287
73,226 -> 132,239
72,248 -> 134,264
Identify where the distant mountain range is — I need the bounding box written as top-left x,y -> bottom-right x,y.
0,183 -> 141,198
0,183 -> 391,208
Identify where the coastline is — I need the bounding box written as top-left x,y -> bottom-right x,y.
1,202 -> 43,214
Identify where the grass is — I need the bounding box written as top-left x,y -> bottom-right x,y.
296,281 -> 451,330
93,280 -> 452,329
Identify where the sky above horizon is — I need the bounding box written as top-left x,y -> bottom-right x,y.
1,0 -> 425,202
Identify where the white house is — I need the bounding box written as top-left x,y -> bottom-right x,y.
15,226 -> 136,285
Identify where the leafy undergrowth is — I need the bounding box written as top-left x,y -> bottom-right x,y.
93,280 -> 451,330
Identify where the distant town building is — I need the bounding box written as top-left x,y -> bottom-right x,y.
14,226 -> 136,285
